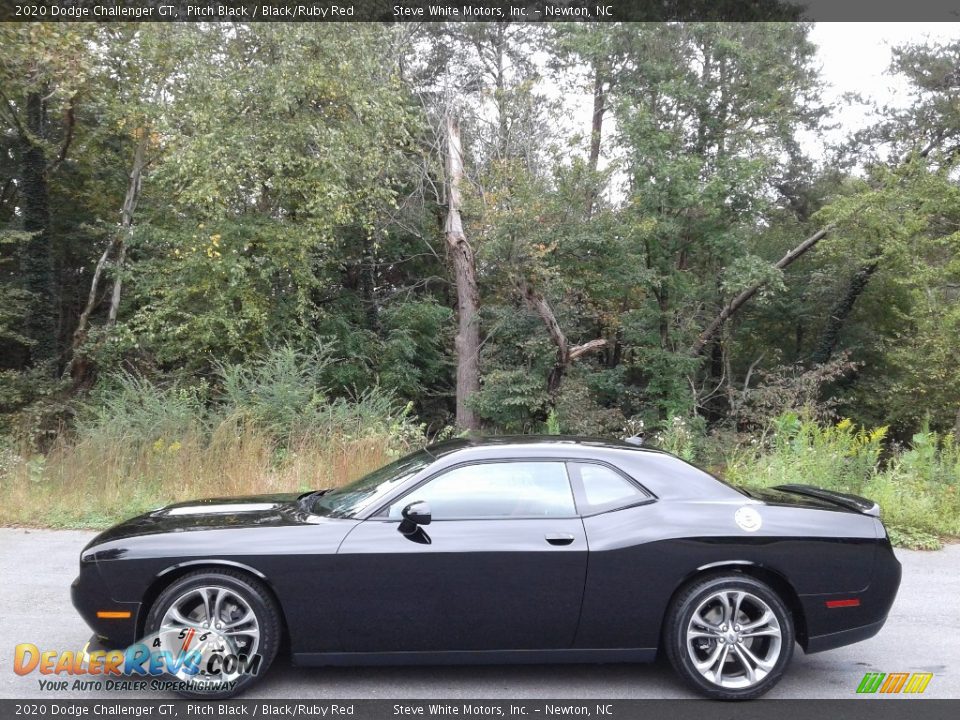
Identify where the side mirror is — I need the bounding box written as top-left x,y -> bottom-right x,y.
398,501 -> 432,536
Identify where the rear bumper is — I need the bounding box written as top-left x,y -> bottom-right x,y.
804,616 -> 887,654
799,541 -> 901,654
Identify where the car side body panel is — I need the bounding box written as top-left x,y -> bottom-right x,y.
71,437 -> 901,666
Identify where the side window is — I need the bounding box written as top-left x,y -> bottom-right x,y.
386,461 -> 575,520
572,462 -> 651,514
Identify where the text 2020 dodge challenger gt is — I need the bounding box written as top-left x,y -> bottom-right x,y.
72,436 -> 901,700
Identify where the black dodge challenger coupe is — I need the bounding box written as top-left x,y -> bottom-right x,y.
72,436 -> 901,700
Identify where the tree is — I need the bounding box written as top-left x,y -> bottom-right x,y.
609,22 -> 825,418
443,113 -> 480,430
0,25 -> 92,370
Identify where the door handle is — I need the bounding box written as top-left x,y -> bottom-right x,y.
545,533 -> 575,546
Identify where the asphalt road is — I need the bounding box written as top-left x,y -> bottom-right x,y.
0,528 -> 956,700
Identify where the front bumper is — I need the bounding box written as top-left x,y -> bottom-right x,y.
71,566 -> 140,648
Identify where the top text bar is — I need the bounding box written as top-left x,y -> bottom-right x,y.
2,0 -> 960,22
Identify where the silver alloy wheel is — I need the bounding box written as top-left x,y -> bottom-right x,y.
158,585 -> 261,684
685,589 -> 783,689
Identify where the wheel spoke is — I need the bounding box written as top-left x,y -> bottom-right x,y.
738,641 -> 776,672
197,588 -> 213,623
685,588 -> 783,690
167,606 -> 203,629
741,609 -> 774,632
732,644 -> 757,683
691,611 -> 719,631
731,592 -> 745,624
741,626 -> 781,639
212,588 -> 227,623
718,592 -> 733,625
712,644 -> 731,684
688,612 -> 720,641
224,608 -> 255,629
694,641 -> 726,672
222,627 -> 260,640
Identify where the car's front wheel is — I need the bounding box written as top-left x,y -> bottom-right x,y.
144,569 -> 281,699
664,574 -> 794,700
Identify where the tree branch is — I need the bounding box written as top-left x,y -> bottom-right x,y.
49,95 -> 77,172
517,276 -> 607,392
690,225 -> 834,357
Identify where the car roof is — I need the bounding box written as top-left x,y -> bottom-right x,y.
424,434 -> 660,457
417,436 -> 740,502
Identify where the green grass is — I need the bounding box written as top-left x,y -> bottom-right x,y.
721,413 -> 960,549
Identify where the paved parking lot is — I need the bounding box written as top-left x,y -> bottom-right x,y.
0,528 -> 956,699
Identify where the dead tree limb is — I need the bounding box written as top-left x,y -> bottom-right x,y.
66,127 -> 149,380
106,127 -> 148,328
517,277 -> 607,392
690,225 -> 833,357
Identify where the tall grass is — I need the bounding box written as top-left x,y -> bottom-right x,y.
723,413 -> 960,548
0,345 -> 429,528
0,427 -> 396,528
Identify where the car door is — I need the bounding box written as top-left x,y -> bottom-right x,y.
332,460 -> 588,653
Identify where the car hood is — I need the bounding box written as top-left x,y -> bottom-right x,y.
85,492 -> 308,549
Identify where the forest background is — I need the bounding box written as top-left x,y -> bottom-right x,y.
1,22 -> 959,549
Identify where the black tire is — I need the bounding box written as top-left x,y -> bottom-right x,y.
664,574 -> 794,700
144,569 -> 281,699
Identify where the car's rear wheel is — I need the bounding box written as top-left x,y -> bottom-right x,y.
664,574 -> 794,700
144,569 -> 281,699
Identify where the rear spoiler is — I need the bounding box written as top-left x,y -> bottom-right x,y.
773,484 -> 881,517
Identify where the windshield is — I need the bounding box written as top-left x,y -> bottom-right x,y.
310,449 -> 434,518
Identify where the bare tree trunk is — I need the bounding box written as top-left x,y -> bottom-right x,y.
517,277 -> 606,393
690,225 -> 833,357
66,236 -> 118,373
444,114 -> 480,431
107,128 -> 148,328
585,63 -> 606,218
66,128 -> 149,380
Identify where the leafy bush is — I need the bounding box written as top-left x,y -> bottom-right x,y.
216,343 -> 333,441
652,415 -> 707,462
0,344 -> 430,528
470,368 -> 549,433
725,413 -> 960,547
77,372 -> 209,446
724,413 -> 886,492
550,374 -> 627,437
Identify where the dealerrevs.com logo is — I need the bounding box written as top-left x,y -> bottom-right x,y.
856,672 -> 934,694
13,627 -> 262,694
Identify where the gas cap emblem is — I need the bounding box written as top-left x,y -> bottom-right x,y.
734,506 -> 762,532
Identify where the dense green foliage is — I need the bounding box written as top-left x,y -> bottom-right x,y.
1,23 -> 958,543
